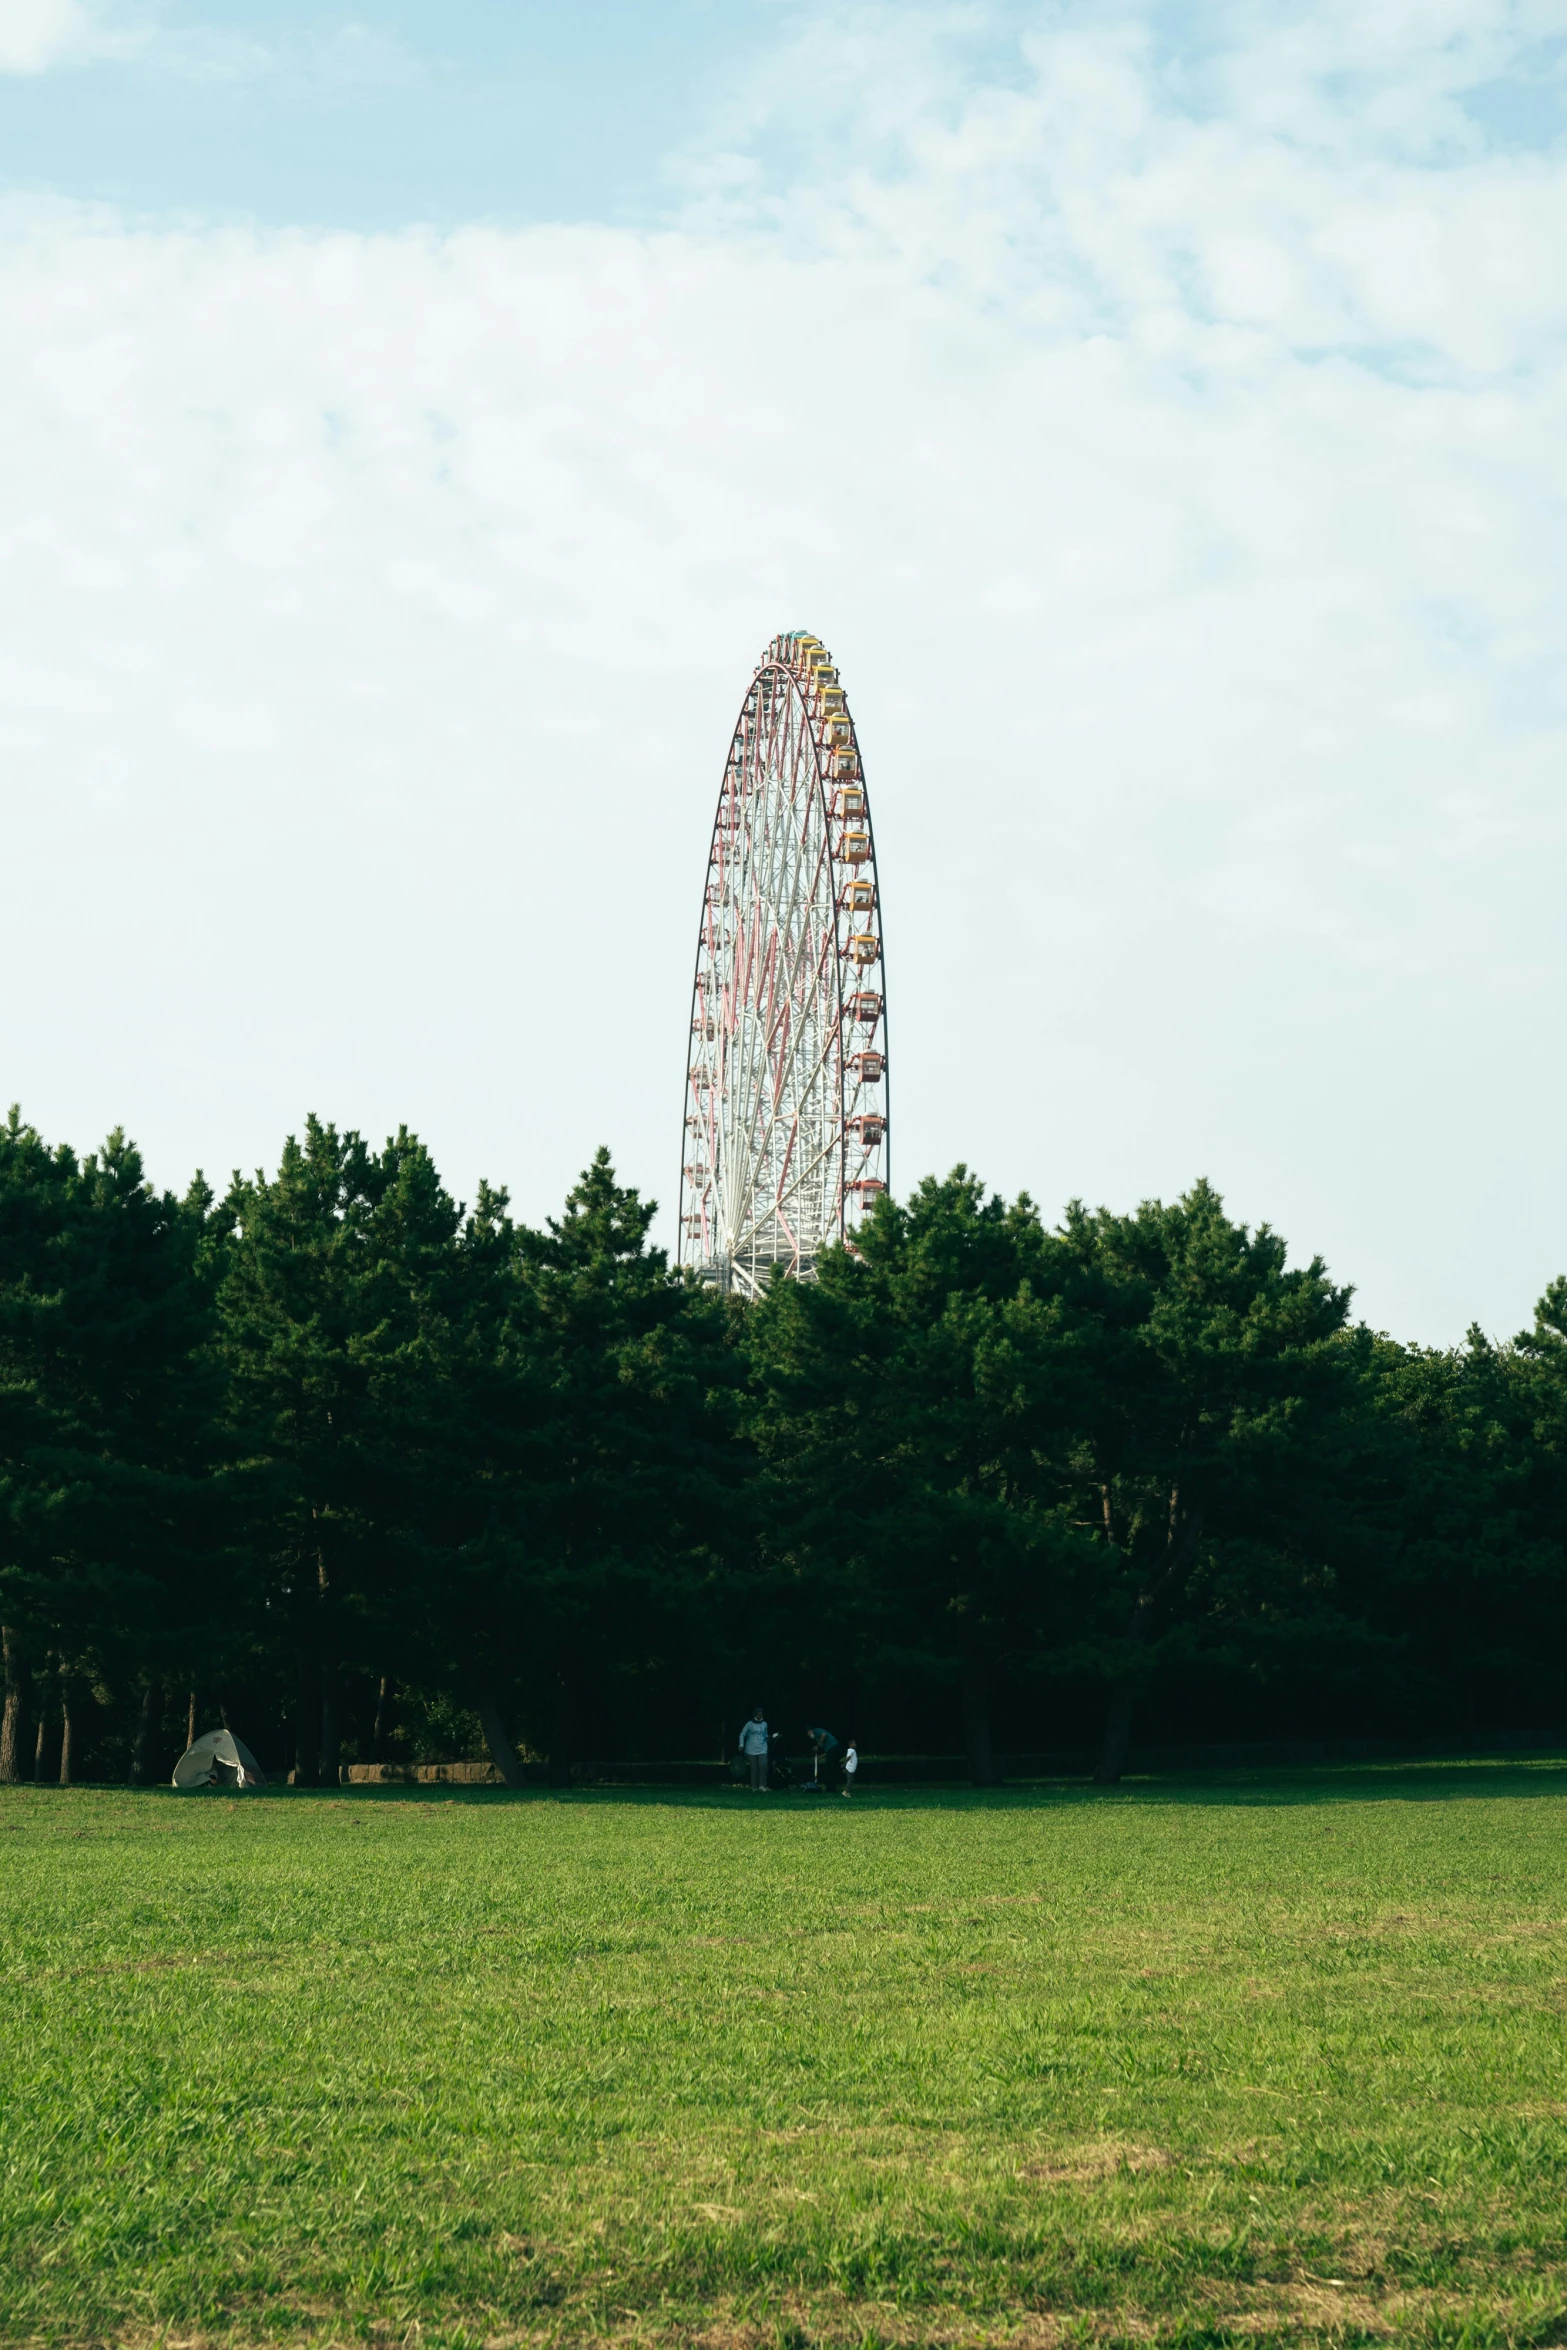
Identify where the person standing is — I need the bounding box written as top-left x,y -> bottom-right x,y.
738,1708 -> 770,1790
842,1741 -> 858,1798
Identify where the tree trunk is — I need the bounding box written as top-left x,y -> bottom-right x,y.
130,1679 -> 162,1785
1094,1512 -> 1205,1787
1095,1677 -> 1139,1786
1095,1599 -> 1152,1786
0,1627 -> 24,1784
472,1681 -> 526,1789
185,1689 -> 197,1751
320,1659 -> 341,1787
35,1657 -> 62,1783
302,1541 -> 334,1787
371,1676 -> 392,1762
960,1648 -> 996,1787
548,1669 -> 576,1790
294,1652 -> 321,1787
58,1668 -> 77,1785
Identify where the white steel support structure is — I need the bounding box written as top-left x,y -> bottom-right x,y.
679,630 -> 888,1296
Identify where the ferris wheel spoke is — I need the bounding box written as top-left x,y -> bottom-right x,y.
730,1119 -> 846,1255
728,982 -> 841,1250
725,942 -> 778,1230
727,800 -> 828,1219
751,911 -> 831,1142
742,907 -> 841,1231
732,915 -> 828,1218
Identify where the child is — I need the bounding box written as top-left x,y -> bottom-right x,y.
842,1740 -> 858,1797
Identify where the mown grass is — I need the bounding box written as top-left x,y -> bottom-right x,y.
4,1763 -> 1567,2349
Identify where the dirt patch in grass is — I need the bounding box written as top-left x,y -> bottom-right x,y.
1021,2141 -> 1174,2185
65,2274 -> 1567,2350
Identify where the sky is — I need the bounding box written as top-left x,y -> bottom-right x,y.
1,0 -> 1566,1343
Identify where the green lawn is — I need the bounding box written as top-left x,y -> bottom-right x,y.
4,1766 -> 1567,2349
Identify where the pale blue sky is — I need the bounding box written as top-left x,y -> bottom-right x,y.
0,3 -> 776,223
4,3 -> 1563,229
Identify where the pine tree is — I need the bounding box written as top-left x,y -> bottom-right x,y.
746,1169 -> 1081,1784
1051,1181 -> 1355,1781
437,1149 -> 744,1786
216,1118 -> 469,1784
0,1109 -> 217,1782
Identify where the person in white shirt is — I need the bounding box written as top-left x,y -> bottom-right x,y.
842,1741 -> 858,1797
738,1708 -> 770,1790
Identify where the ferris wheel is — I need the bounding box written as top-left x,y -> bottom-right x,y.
679,630 -> 888,1296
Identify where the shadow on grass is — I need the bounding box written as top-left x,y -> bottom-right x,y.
168,1752 -> 1567,1813
25,1754 -> 1567,1815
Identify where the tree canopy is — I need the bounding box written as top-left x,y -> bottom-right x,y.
3,1105 -> 1562,1786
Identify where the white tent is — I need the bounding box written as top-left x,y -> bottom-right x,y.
172,1728 -> 266,1791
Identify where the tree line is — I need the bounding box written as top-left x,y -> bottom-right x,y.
2,1104 -> 1564,1789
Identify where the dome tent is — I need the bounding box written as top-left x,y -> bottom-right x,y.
172,1728 -> 266,1791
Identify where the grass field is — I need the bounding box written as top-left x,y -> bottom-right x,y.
4,1765 -> 1567,2349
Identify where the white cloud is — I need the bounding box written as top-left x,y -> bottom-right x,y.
0,0 -> 100,72
0,1 -> 417,84
1,3 -> 1566,1342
